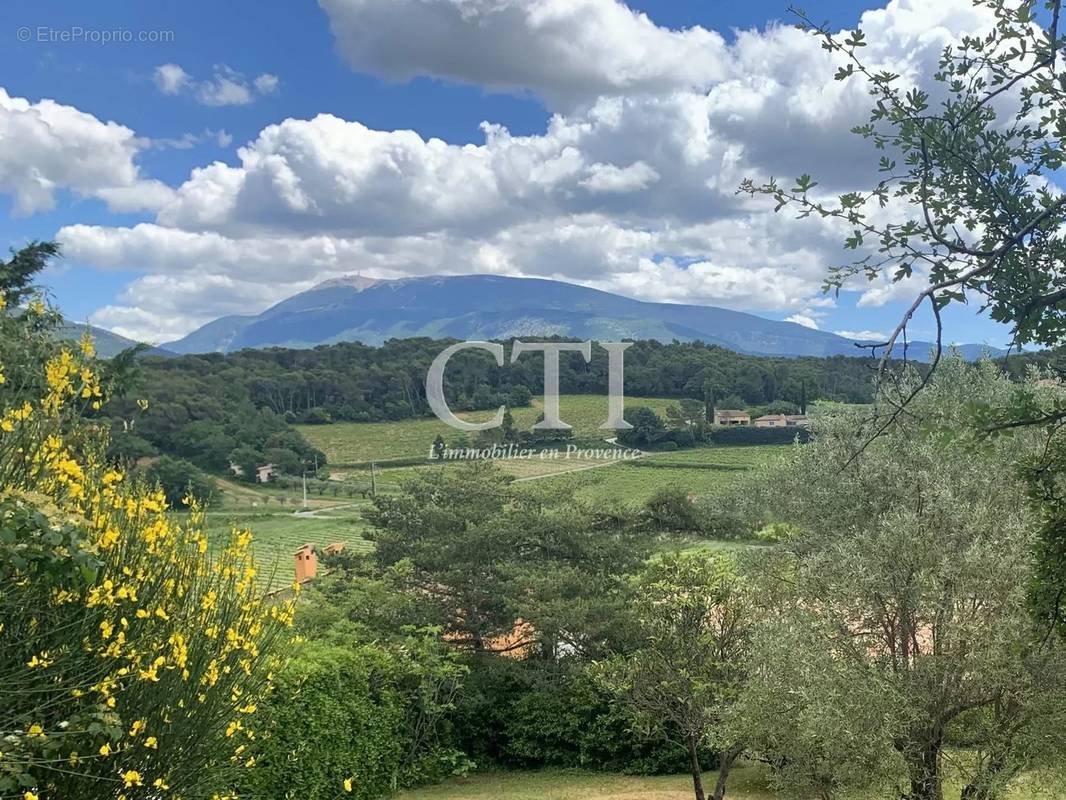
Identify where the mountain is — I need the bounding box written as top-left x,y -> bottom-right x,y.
164,274 -> 1008,359
58,321 -> 173,358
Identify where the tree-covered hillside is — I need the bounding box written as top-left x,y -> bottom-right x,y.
121,337 -> 880,422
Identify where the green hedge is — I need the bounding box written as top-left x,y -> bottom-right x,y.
707,425 -> 810,446
239,643 -> 411,800
452,658 -> 707,775
331,455 -> 431,470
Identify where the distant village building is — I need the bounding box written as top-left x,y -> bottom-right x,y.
785,415 -> 809,427
255,463 -> 277,483
754,414 -> 788,427
228,462 -> 277,484
713,409 -> 751,426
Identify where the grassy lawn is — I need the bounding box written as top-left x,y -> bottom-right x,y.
394,767 -> 1058,800
394,767 -> 774,800
298,395 -> 682,464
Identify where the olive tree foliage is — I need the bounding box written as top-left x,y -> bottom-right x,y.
742,0 -> 1065,360
734,359 -> 1066,800
600,554 -> 752,800
740,0 -> 1066,453
740,0 -> 1066,636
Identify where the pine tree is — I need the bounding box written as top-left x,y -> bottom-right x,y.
501,408 -> 518,443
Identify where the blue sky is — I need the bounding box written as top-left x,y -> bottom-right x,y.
0,0 -> 1019,347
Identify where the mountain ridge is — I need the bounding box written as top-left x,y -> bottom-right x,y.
163,274 -> 1008,360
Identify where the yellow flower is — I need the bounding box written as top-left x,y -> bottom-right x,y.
26,652 -> 52,669
144,736 -> 158,749
343,777 -> 354,792
99,743 -> 112,756
23,792 -> 38,800
78,333 -> 96,358
121,770 -> 142,788
129,720 -> 146,737
26,724 -> 45,739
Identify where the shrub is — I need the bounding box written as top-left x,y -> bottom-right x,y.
240,643 -> 408,800
617,407 -> 666,449
0,281 -> 294,799
708,425 -> 809,446
243,614 -> 471,800
300,407 -> 332,425
643,487 -> 700,532
138,454 -> 219,508
452,657 -> 702,775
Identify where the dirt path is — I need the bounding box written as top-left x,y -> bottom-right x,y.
510,451 -> 641,483
292,502 -> 361,518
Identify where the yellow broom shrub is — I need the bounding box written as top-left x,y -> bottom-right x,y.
0,300 -> 295,799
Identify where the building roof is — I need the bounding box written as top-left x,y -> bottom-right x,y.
755,414 -> 788,422
715,409 -> 750,418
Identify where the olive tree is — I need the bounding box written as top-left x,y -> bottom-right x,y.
601,553 -> 752,800
737,358 -> 1066,800
739,0 -> 1066,631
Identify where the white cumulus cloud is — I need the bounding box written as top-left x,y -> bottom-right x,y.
254,73 -> 280,95
785,314 -> 819,330
0,88 -> 174,215
153,63 -> 191,95
318,0 -> 729,108
835,329 -> 888,341
152,64 -> 281,106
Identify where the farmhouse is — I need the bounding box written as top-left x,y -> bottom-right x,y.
228,461 -> 278,484
754,414 -> 788,427
713,409 -> 751,426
